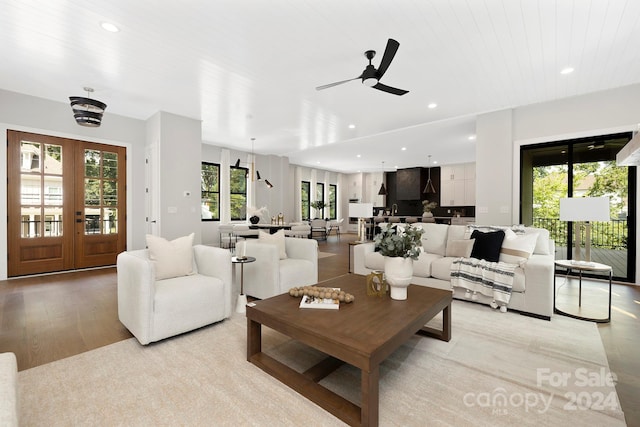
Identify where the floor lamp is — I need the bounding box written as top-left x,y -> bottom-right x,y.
559,196 -> 610,265
349,203 -> 373,243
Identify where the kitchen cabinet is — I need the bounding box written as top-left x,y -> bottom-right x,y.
440,162 -> 475,206
440,164 -> 466,181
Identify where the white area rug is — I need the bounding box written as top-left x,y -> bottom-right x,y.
18,300 -> 626,426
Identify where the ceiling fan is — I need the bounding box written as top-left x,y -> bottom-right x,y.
316,38 -> 409,96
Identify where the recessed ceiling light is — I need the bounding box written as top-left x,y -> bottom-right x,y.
100,22 -> 120,32
316,161 -> 321,164
468,135 -> 476,141
560,67 -> 574,75
428,103 -> 437,109
356,154 -> 361,158
433,161 -> 438,164
348,124 -> 356,129
401,147 -> 407,151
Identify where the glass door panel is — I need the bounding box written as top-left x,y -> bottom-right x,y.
7,130 -> 126,276
74,143 -> 126,268
521,133 -> 634,282
8,132 -> 74,276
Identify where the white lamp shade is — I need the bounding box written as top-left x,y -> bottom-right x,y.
560,197 -> 610,222
348,203 -> 373,218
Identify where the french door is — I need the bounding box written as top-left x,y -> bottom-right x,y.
7,130 -> 126,277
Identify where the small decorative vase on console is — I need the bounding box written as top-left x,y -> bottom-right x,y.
384,256 -> 413,300
249,215 -> 260,224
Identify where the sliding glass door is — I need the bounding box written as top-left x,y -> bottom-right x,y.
520,133 -> 635,282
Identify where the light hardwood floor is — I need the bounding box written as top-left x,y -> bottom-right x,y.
1,233 -> 638,425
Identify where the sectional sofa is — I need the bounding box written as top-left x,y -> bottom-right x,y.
353,223 -> 555,319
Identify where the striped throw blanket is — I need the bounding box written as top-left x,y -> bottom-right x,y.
450,258 -> 517,305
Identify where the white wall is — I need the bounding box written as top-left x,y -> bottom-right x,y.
255,155 -> 291,222
149,111 -> 202,242
475,109 -> 513,225
475,83 -> 640,282
0,89 -> 146,279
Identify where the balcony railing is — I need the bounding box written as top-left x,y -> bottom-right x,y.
532,218 -> 627,250
533,217 -> 629,279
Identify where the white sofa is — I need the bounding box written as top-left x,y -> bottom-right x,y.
117,245 -> 232,345
354,223 -> 555,319
237,237 -> 318,300
0,352 -> 18,426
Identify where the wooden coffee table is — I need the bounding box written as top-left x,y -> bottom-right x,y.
246,274 -> 452,426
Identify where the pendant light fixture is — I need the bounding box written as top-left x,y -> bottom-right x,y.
69,87 -> 107,127
378,161 -> 387,195
250,138 -> 265,182
249,138 -> 273,188
423,155 -> 436,193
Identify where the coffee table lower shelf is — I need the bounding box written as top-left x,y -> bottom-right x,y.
248,351 -> 361,425
248,321 -> 449,426
247,304 -> 450,425
246,275 -> 451,426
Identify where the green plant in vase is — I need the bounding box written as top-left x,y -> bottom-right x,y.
310,201 -> 328,219
422,200 -> 438,219
374,223 -> 424,260
374,223 -> 424,300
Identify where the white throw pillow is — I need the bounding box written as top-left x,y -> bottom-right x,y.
146,233 -> 194,280
420,223 -> 449,256
258,229 -> 288,259
445,239 -> 475,258
525,227 -> 551,255
499,231 -> 538,265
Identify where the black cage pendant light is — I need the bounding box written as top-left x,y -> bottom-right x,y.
378,161 -> 387,195
423,155 -> 436,193
69,87 -> 107,127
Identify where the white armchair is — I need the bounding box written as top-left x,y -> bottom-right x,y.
0,352 -> 18,427
236,237 -> 318,299
117,245 -> 232,345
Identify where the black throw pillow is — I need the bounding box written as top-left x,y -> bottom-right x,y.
470,229 -> 505,262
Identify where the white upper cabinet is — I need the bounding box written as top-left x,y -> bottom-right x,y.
440,164 -> 466,182
440,162 -> 475,206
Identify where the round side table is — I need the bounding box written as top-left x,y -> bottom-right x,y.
232,256 -> 256,314
553,259 -> 612,323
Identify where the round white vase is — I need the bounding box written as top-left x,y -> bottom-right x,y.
384,256 -> 413,300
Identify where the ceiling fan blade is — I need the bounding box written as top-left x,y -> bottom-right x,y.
376,38 -> 400,78
372,82 -> 409,96
315,76 -> 361,91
